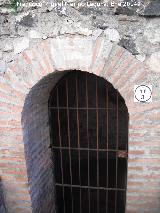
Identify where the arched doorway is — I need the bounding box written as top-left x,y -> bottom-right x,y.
49,71 -> 129,213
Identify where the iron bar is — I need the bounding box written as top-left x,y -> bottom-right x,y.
115,91 -> 119,213
125,113 -> 129,213
76,73 -> 82,213
49,106 -> 126,110
57,88 -> 66,213
106,84 -> 108,213
51,146 -> 127,154
66,79 -> 74,213
96,77 -> 99,213
55,183 -> 126,191
86,73 -> 91,213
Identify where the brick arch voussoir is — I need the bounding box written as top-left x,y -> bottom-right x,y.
3,35 -> 153,120
4,42 -> 54,95
3,35 -> 151,117
100,45 -> 149,114
0,67 -> 28,119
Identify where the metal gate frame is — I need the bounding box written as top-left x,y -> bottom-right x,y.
48,71 -> 128,213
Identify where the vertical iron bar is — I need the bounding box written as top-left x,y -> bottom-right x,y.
96,77 -> 99,213
57,88 -> 66,213
66,79 -> 74,213
76,73 -> 82,213
125,113 -> 129,213
115,91 -> 119,213
86,73 -> 90,213
106,84 -> 108,213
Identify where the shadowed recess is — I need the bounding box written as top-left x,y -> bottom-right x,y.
49,71 -> 129,213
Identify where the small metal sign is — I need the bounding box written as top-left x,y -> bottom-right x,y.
134,85 -> 152,103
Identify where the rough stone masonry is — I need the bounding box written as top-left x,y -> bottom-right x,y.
0,0 -> 160,77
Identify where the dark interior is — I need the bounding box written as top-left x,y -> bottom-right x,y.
49,71 -> 128,213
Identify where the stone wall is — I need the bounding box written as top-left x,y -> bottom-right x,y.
0,0 -> 160,79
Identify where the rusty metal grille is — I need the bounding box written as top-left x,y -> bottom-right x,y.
49,71 -> 128,213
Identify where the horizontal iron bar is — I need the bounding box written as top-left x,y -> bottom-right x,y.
49,107 -> 127,110
51,146 -> 128,153
55,183 -> 126,191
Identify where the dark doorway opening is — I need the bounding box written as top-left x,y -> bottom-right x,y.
49,71 -> 128,213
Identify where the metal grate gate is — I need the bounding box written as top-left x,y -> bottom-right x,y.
49,71 -> 128,213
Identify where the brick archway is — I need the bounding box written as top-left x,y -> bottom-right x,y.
0,35 -> 160,213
